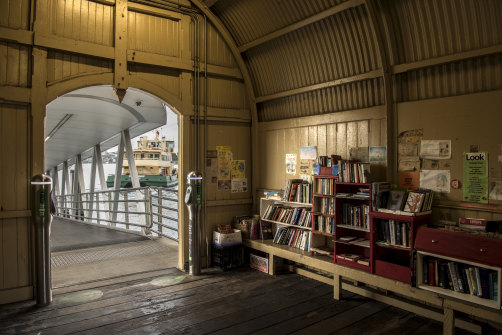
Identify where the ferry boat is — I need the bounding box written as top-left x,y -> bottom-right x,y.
107,132 -> 178,188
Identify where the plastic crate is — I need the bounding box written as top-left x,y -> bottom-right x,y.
212,243 -> 243,270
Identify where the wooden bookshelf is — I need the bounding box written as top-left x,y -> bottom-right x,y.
311,175 -> 338,257
370,211 -> 430,284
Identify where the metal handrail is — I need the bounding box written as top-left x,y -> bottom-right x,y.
54,186 -> 179,241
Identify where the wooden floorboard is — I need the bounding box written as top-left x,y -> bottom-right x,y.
0,268 -> 478,335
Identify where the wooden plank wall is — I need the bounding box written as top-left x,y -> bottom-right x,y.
257,106 -> 387,191
397,89 -> 502,222
0,0 -> 250,303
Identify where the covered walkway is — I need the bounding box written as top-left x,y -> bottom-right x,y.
50,217 -> 178,288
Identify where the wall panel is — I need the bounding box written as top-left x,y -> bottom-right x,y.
258,109 -> 385,190
206,78 -> 247,110
0,0 -> 30,30
46,51 -> 113,85
128,11 -> 180,57
48,0 -> 114,46
128,64 -> 181,102
0,42 -> 31,88
205,23 -> 236,69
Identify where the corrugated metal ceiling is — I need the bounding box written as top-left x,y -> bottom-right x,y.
207,0 -> 502,122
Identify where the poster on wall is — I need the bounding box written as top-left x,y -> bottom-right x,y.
463,151 -> 488,203
349,147 -> 369,162
217,146 -> 232,190
231,178 -> 248,193
369,146 -> 386,163
420,170 -> 450,193
489,181 -> 502,200
300,146 -> 317,160
286,154 -> 297,175
231,160 -> 245,179
398,129 -> 423,144
420,140 -> 451,160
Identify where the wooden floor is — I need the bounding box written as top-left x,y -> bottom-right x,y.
0,268 -> 475,335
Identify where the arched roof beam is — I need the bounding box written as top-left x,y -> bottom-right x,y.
189,0 -> 260,207
203,0 -> 218,8
64,94 -> 146,122
238,0 -> 364,53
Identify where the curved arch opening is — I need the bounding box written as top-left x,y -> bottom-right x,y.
45,84 -> 182,287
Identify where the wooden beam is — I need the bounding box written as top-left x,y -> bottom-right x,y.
206,198 -> 253,207
35,33 -> 114,59
238,0 -> 364,53
255,69 -> 383,103
392,44 -> 502,74
0,27 -> 33,45
115,0 -> 129,90
0,210 -> 32,219
128,2 -> 182,20
0,86 -> 31,103
128,50 -> 242,79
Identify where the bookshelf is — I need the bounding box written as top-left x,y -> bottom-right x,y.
415,227 -> 502,309
370,211 -> 430,284
260,196 -> 312,252
311,175 -> 338,257
333,182 -> 372,271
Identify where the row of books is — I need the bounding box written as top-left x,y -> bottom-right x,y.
262,204 -> 312,227
340,203 -> 370,230
336,253 -> 370,266
423,257 -> 498,300
337,161 -> 370,183
283,179 -> 312,203
385,188 -> 433,213
315,178 -> 335,195
376,220 -> 411,248
315,197 -> 335,215
273,228 -> 310,251
314,216 -> 335,234
371,182 -> 391,211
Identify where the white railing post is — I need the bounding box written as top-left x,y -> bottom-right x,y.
158,188 -> 163,236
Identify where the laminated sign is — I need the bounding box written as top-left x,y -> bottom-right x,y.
463,152 -> 488,204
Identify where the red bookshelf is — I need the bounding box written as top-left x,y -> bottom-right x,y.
370,211 -> 430,283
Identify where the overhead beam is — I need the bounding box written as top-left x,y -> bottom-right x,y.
238,0 -> 364,53
128,2 -> 182,20
0,27 -> 33,45
0,86 -> 31,103
392,44 -> 502,74
255,69 -> 383,103
35,34 -> 115,59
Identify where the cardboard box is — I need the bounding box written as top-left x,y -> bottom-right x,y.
250,254 -> 268,273
213,229 -> 242,246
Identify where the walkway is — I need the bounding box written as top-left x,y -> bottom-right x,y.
50,217 -> 178,288
0,268 -> 473,334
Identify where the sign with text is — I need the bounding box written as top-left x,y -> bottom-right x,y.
463,152 -> 488,204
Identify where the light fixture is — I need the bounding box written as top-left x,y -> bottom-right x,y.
45,114 -> 73,142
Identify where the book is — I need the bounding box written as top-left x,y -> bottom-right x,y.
357,258 -> 370,266
387,189 -> 407,211
403,191 -> 425,213
459,218 -> 487,231
337,253 -> 361,262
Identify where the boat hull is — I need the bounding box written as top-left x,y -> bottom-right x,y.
106,174 -> 178,188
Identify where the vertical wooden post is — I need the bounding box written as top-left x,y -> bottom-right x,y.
114,0 -> 128,91
334,274 -> 342,300
443,307 -> 455,335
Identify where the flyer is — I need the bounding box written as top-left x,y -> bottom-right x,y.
231,160 -> 245,179
369,146 -> 386,163
300,146 -> 317,160
286,154 -> 297,175
463,152 -> 488,203
420,170 -> 450,193
420,140 -> 451,159
231,178 -> 248,193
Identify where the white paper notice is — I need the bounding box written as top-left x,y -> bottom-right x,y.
420,170 -> 451,193
286,154 -> 297,175
420,140 -> 451,159
231,178 -> 248,193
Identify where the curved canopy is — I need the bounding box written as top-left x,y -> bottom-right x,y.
45,86 -> 167,170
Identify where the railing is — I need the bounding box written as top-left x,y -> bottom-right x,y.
54,186 -> 179,241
